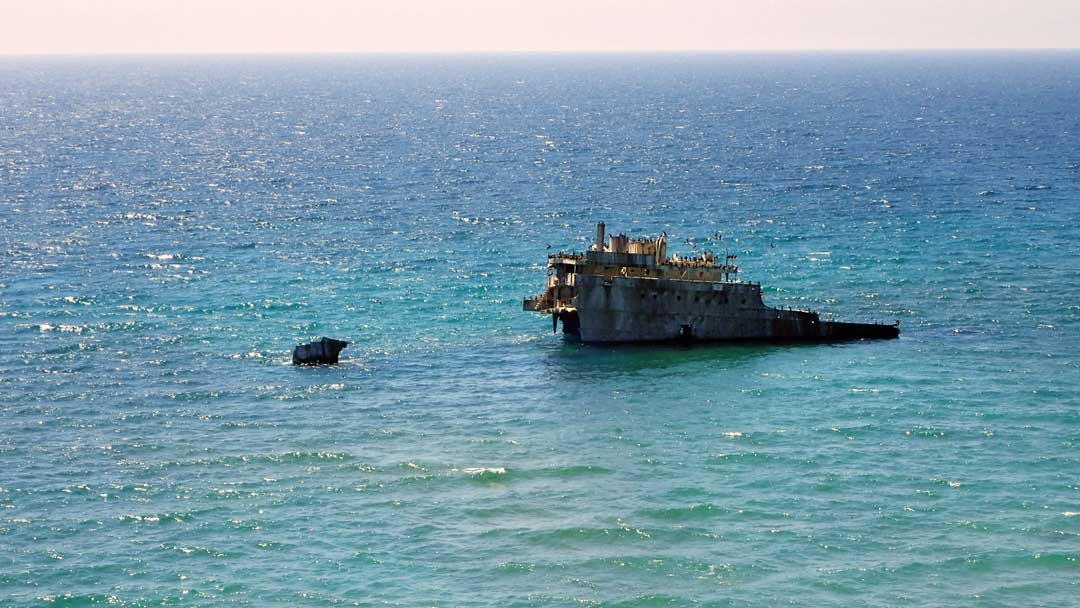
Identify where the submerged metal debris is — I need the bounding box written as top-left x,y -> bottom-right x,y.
293,337 -> 349,365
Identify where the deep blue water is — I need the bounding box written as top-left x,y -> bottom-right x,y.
1,52 -> 1078,607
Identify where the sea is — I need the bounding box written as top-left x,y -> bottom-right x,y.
1,52 -> 1078,607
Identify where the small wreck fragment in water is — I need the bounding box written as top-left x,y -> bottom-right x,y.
524,223 -> 899,343
293,337 -> 349,365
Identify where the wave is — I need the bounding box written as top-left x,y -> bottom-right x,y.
506,524 -> 654,546
149,450 -> 358,471
116,511 -> 193,524
28,321 -> 144,334
523,464 -> 613,479
637,503 -> 727,521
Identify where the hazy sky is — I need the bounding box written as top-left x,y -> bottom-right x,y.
2,0 -> 1078,55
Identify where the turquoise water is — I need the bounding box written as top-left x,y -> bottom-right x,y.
1,53 -> 1078,606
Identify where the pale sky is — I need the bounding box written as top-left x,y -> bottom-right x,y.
1,0 -> 1078,55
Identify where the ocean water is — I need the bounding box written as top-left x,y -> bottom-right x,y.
1,52 -> 1078,607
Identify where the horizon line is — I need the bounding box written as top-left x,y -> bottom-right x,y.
3,47 -> 1080,59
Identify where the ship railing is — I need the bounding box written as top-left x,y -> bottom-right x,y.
547,252 -> 587,263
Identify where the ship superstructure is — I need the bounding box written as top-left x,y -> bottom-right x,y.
523,223 -> 899,343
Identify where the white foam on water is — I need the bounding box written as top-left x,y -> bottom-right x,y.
459,467 -> 506,475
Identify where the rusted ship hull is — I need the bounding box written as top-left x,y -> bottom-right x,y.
529,274 -> 899,344
524,223 -> 899,344
552,308 -> 899,343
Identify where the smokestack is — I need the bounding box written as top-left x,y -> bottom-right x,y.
596,222 -> 606,252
